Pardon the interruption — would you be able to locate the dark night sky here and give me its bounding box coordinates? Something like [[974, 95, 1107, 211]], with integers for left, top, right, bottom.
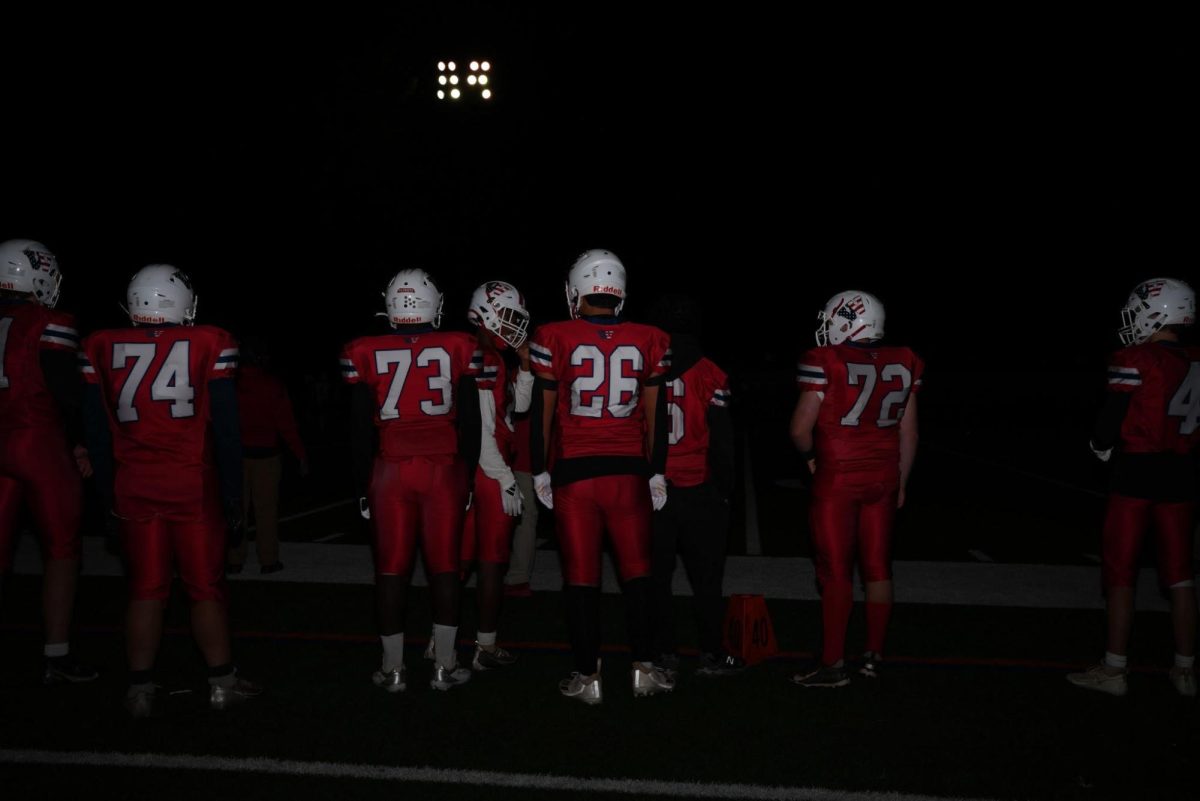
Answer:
[[2, 6, 1194, 383]]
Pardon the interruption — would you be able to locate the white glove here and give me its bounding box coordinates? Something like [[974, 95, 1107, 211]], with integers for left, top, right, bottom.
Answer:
[[649, 473, 668, 511], [1089, 440, 1112, 463], [533, 471, 554, 509], [359, 497, 371, 520], [501, 478, 524, 517]]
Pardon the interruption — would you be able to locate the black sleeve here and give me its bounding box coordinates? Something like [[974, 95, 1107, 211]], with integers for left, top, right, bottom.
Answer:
[[706, 404, 735, 500], [351, 382, 378, 498], [40, 349, 84, 445], [1093, 392, 1132, 452], [83, 384, 114, 513], [649, 384, 669, 475], [457, 375, 481, 475], [209, 378, 243, 513], [530, 376, 556, 475]]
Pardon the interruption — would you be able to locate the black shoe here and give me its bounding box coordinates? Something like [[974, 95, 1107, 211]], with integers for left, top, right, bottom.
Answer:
[[858, 651, 882, 679], [43, 655, 99, 685], [125, 684, 165, 719], [697, 652, 746, 677], [210, 674, 265, 710], [654, 653, 680, 681], [259, 562, 284, 575], [791, 663, 850, 688]]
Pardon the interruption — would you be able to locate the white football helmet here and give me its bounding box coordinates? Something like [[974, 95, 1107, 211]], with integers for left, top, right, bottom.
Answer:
[[127, 264, 197, 325], [565, 249, 626, 319], [0, 239, 62, 308], [816, 290, 885, 346], [1118, 277, 1195, 346], [468, 280, 530, 348], [384, 269, 443, 328]]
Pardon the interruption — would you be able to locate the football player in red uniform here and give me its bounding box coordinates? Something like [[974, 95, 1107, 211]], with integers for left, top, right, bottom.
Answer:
[[81, 265, 259, 717], [529, 249, 675, 703], [648, 295, 742, 678], [342, 269, 481, 692], [457, 281, 533, 671], [790, 290, 922, 687], [1069, 277, 1198, 697], [0, 239, 97, 684]]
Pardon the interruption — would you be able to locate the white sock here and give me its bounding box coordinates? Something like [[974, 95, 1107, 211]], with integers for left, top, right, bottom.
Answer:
[[477, 631, 497, 649], [44, 643, 69, 659], [1175, 653, 1195, 670], [1104, 651, 1127, 670], [433, 624, 458, 670], [380, 633, 405, 671]]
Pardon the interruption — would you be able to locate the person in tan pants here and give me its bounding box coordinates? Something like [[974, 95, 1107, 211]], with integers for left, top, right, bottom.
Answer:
[[228, 339, 307, 574]]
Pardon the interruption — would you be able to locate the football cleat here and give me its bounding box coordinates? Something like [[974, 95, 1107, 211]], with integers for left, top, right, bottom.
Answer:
[[430, 664, 472, 691], [1169, 666, 1196, 698], [632, 662, 675, 697], [372, 666, 407, 693], [1066, 664, 1128, 697], [210, 675, 264, 710], [43, 655, 99, 685], [655, 653, 681, 681], [124, 684, 164, 719], [559, 672, 602, 705], [858, 651, 882, 679], [696, 652, 746, 678], [472, 643, 517, 671], [791, 664, 851, 688]]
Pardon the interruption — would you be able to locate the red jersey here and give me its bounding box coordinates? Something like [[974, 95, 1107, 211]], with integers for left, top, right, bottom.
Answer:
[[0, 300, 79, 433], [797, 342, 924, 472], [80, 325, 238, 516], [664, 357, 730, 487], [1108, 341, 1200, 454], [476, 350, 515, 460], [340, 330, 480, 459], [237, 365, 306, 460], [530, 318, 671, 460]]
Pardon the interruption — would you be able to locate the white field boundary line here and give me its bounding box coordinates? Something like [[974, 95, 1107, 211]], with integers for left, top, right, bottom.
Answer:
[[0, 748, 1000, 801]]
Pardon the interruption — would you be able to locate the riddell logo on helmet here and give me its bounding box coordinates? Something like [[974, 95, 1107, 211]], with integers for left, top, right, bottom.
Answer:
[[131, 312, 162, 323], [395, 287, 416, 294], [0, 280, 14, 290], [590, 285, 624, 296]]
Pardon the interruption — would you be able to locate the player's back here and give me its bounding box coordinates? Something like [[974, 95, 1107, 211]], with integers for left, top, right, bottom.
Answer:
[[531, 318, 670, 460], [341, 330, 480, 459], [665, 356, 729, 487], [799, 341, 923, 472], [81, 324, 237, 513], [1110, 341, 1200, 455], [0, 299, 79, 434]]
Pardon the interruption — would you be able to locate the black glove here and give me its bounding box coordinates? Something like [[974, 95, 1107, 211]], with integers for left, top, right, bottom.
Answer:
[[224, 500, 244, 549]]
